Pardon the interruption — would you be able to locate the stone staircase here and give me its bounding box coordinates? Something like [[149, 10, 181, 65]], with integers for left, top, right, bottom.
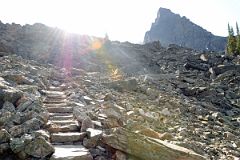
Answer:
[[44, 85, 93, 160]]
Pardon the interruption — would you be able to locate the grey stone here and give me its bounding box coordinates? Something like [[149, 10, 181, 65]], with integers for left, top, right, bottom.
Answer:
[[2, 101, 15, 112], [0, 143, 10, 154], [81, 117, 94, 132], [0, 129, 11, 143], [102, 127, 206, 160], [83, 128, 103, 148], [50, 145, 93, 160], [0, 88, 23, 104], [144, 8, 226, 51], [10, 133, 54, 159], [24, 136, 54, 158], [115, 150, 127, 160], [51, 132, 86, 143], [9, 118, 44, 137]]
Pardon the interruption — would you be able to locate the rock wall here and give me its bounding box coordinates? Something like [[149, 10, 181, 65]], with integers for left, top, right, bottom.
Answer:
[[144, 8, 227, 51]]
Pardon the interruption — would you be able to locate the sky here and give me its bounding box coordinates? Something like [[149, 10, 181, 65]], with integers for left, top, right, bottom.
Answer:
[[0, 0, 239, 43]]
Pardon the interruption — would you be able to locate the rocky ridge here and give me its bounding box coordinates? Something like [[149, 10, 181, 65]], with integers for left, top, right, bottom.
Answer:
[[144, 8, 227, 51]]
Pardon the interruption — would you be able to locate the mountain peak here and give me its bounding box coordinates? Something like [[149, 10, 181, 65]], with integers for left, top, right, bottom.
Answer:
[[145, 8, 226, 51]]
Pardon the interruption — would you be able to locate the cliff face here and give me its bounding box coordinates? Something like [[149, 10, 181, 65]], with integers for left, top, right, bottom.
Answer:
[[144, 8, 227, 51]]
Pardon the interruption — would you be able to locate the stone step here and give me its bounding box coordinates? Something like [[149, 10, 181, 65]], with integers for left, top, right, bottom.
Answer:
[[50, 145, 93, 160], [48, 124, 79, 133], [44, 103, 68, 108], [49, 86, 63, 91], [50, 120, 77, 126], [47, 107, 73, 113], [49, 113, 74, 117], [51, 132, 86, 143], [44, 99, 67, 104], [50, 115, 74, 121], [45, 91, 64, 96], [46, 94, 67, 99]]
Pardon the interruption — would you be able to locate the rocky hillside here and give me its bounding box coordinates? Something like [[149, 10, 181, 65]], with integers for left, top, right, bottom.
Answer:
[[144, 8, 227, 51], [1, 40, 240, 160], [0, 21, 240, 160], [0, 21, 104, 70]]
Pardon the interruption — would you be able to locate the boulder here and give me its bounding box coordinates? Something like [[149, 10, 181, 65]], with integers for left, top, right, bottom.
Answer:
[[0, 111, 14, 127], [2, 101, 16, 112], [81, 116, 94, 132], [24, 136, 54, 158], [0, 143, 10, 154], [102, 117, 122, 129], [32, 130, 50, 141], [10, 134, 33, 157], [3, 74, 34, 85], [107, 78, 138, 91], [115, 150, 127, 160], [9, 118, 44, 137], [10, 134, 54, 159], [210, 65, 240, 76], [102, 127, 206, 160], [83, 128, 103, 148], [0, 129, 11, 143], [0, 88, 23, 105], [184, 62, 209, 71], [100, 102, 125, 120], [73, 106, 88, 122], [145, 88, 159, 99]]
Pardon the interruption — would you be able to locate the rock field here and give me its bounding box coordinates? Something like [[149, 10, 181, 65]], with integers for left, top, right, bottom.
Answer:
[[0, 39, 240, 160]]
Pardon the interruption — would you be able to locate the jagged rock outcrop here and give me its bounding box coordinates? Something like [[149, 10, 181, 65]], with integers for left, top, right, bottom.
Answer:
[[144, 8, 227, 51]]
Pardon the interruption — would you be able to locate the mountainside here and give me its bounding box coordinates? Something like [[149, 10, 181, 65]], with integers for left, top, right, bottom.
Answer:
[[0, 21, 240, 160], [0, 21, 108, 71], [144, 8, 227, 51]]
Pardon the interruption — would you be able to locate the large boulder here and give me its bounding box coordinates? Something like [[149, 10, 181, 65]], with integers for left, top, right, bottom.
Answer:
[[81, 116, 94, 132], [3, 74, 34, 85], [10, 133, 54, 159], [0, 129, 11, 143], [83, 128, 103, 148], [2, 101, 16, 112], [210, 65, 240, 76], [24, 136, 54, 158], [9, 118, 44, 137], [107, 78, 138, 91], [0, 88, 23, 106], [102, 127, 206, 160]]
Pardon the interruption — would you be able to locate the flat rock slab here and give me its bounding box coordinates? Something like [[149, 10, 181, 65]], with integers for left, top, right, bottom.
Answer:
[[102, 127, 206, 160], [51, 132, 86, 143], [48, 124, 79, 133], [50, 145, 93, 160], [49, 113, 74, 116], [51, 120, 77, 126], [46, 94, 66, 98], [50, 115, 74, 121], [47, 106, 73, 113], [45, 103, 68, 108], [44, 99, 67, 104], [49, 86, 63, 91]]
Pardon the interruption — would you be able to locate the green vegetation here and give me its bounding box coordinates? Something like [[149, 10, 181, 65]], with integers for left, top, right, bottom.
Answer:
[[236, 22, 240, 55], [227, 22, 240, 55]]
